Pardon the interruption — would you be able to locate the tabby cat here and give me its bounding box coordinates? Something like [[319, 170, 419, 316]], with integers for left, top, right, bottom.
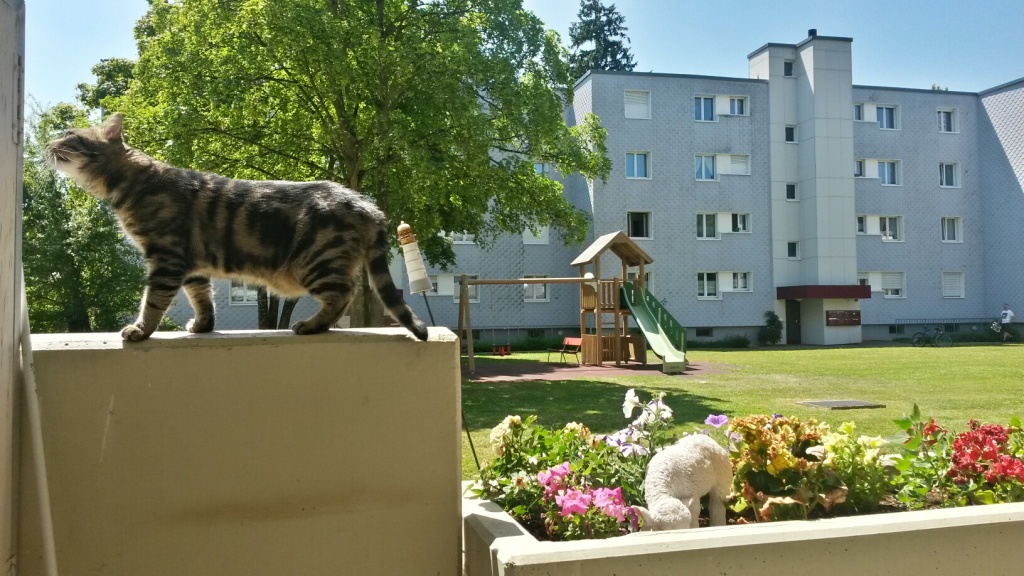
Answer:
[[45, 113, 429, 342]]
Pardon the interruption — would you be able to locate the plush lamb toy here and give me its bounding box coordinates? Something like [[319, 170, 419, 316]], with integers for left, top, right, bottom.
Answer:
[[633, 433, 732, 530]]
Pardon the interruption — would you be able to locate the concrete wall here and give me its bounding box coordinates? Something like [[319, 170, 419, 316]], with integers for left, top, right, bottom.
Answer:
[[19, 328, 461, 576], [464, 495, 1024, 576]]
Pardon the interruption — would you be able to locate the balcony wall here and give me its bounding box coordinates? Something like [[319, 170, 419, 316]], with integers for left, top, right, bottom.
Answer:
[[19, 328, 461, 576]]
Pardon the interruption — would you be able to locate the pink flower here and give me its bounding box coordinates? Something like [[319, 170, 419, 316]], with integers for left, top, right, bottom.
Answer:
[[555, 489, 592, 517], [590, 487, 627, 521]]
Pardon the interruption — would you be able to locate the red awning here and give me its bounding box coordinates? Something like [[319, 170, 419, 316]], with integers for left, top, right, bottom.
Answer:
[[776, 285, 871, 300]]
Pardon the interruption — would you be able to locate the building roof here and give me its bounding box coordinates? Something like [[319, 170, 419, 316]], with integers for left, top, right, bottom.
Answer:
[[570, 231, 653, 268]]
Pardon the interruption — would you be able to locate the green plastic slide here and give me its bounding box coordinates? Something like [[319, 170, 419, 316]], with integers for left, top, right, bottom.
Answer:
[[620, 282, 686, 374]]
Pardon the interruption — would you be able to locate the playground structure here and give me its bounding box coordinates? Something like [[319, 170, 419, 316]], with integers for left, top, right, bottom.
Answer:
[[458, 231, 687, 374]]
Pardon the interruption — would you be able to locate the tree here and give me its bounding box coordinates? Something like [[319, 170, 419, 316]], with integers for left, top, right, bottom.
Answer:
[[757, 310, 784, 346], [21, 103, 147, 333], [75, 57, 136, 114], [931, 83, 949, 91], [110, 0, 610, 327], [567, 0, 636, 81]]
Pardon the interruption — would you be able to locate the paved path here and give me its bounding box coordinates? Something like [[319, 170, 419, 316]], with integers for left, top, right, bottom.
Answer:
[[463, 359, 735, 382]]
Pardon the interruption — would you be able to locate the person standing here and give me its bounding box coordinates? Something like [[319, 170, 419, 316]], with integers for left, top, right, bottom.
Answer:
[[1000, 304, 1015, 341]]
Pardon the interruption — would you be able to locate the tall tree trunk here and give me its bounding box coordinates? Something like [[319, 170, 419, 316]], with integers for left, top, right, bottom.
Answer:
[[349, 271, 384, 328]]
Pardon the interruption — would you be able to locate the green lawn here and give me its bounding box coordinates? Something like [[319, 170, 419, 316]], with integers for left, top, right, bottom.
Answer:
[[460, 343, 1024, 478]]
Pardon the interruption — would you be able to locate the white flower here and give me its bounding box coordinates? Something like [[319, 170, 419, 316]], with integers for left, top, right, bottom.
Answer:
[[623, 389, 642, 418]]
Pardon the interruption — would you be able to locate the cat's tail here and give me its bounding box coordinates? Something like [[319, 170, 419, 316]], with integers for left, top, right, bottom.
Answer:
[[366, 228, 430, 341]]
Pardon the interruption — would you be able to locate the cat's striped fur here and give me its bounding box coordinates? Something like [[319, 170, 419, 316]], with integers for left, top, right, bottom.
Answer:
[[45, 113, 429, 342]]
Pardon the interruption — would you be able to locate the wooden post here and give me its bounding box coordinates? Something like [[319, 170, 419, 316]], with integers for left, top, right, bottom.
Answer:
[[594, 260, 602, 366], [460, 275, 475, 373], [1, 2, 25, 570], [613, 277, 622, 365]]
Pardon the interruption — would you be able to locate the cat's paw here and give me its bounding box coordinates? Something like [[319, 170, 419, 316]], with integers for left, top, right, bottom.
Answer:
[[186, 317, 214, 333], [121, 324, 149, 342], [291, 320, 328, 335]]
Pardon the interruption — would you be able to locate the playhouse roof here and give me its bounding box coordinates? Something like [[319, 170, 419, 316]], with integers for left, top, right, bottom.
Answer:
[[570, 231, 653, 268]]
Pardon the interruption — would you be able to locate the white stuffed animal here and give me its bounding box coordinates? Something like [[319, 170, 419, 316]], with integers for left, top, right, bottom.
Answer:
[[633, 434, 732, 530]]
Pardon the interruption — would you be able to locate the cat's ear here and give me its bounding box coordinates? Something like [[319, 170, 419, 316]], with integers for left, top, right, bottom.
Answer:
[[102, 113, 124, 142]]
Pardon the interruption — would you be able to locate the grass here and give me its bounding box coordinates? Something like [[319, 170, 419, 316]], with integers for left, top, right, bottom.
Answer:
[[460, 343, 1024, 479]]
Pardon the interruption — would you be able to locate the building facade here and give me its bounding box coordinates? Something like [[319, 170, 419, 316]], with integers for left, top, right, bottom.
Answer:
[[171, 32, 1024, 346]]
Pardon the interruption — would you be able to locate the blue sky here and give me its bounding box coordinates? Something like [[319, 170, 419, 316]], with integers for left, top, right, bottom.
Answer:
[[25, 0, 1024, 109]]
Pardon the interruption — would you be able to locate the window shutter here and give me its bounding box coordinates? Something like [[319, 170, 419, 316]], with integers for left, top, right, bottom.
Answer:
[[624, 91, 650, 119], [942, 272, 963, 298], [730, 155, 750, 175], [881, 273, 903, 290]]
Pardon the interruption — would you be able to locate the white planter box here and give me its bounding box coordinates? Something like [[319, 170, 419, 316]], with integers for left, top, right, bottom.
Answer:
[[464, 492, 1024, 576]]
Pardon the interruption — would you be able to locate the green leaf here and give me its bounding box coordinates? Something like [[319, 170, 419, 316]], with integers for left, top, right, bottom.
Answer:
[[893, 418, 914, 431], [973, 490, 996, 505], [1011, 416, 1021, 429], [911, 404, 921, 422]]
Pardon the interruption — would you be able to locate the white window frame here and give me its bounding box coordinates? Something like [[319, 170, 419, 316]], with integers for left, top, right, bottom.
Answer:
[[939, 162, 960, 188], [627, 211, 651, 239], [450, 231, 476, 244], [787, 241, 800, 260], [229, 279, 260, 306], [533, 162, 546, 175], [695, 154, 716, 181], [785, 125, 797, 143], [785, 183, 798, 201], [728, 96, 748, 116], [942, 271, 964, 299], [878, 160, 900, 185], [454, 274, 480, 303], [731, 272, 751, 292], [624, 90, 651, 120], [696, 213, 718, 239], [880, 216, 902, 241], [876, 105, 899, 130], [724, 154, 751, 176], [856, 215, 866, 234], [854, 159, 865, 178], [937, 107, 959, 133], [783, 60, 794, 77], [697, 272, 720, 299], [428, 274, 456, 297], [523, 274, 549, 302], [854, 103, 864, 121], [941, 217, 962, 243], [694, 95, 715, 122], [881, 272, 905, 298], [625, 151, 651, 179], [731, 213, 751, 233]]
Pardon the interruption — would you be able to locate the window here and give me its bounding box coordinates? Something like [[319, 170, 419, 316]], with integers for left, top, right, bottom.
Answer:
[[783, 60, 794, 77], [523, 275, 549, 302], [697, 272, 719, 299], [694, 96, 715, 121], [880, 216, 901, 241], [533, 162, 546, 175], [937, 108, 958, 133], [731, 213, 750, 232], [854, 160, 865, 178], [857, 273, 870, 286], [941, 217, 961, 242], [627, 212, 650, 239], [854, 103, 863, 121], [624, 90, 651, 119], [729, 97, 747, 116], [696, 213, 717, 239], [878, 160, 899, 185], [889, 325, 905, 335], [856, 215, 866, 234], [785, 125, 796, 143], [695, 327, 713, 338], [522, 226, 549, 245], [695, 155, 716, 180], [229, 279, 259, 305], [942, 272, 964, 298], [939, 163, 959, 187], [450, 231, 476, 243], [625, 152, 650, 179], [786, 183, 798, 200], [876, 105, 898, 129], [626, 270, 652, 288], [881, 272, 904, 298], [428, 275, 455, 297], [732, 272, 751, 291], [455, 274, 480, 303], [726, 154, 751, 176], [787, 241, 799, 259]]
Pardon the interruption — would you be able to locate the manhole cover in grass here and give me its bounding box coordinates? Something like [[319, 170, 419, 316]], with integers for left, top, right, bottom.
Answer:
[[797, 400, 886, 410]]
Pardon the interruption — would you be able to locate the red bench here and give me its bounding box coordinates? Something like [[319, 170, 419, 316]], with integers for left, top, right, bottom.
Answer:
[[547, 337, 582, 365]]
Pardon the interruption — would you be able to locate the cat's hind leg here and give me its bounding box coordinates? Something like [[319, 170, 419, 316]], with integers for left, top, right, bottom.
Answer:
[[182, 275, 215, 333], [292, 273, 355, 335]]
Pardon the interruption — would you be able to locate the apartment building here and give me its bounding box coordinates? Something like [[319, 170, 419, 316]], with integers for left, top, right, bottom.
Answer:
[[169, 32, 1024, 346]]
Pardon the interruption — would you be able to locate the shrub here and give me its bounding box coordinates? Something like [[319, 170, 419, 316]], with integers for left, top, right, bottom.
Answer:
[[757, 310, 784, 345], [687, 335, 750, 349]]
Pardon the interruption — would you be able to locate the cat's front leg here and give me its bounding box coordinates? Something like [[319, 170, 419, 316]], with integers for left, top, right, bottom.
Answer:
[[182, 275, 215, 333], [122, 271, 184, 342]]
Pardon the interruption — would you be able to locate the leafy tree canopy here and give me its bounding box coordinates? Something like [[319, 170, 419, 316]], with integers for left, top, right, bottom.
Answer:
[[75, 57, 136, 114], [108, 0, 611, 271], [22, 103, 147, 333], [567, 0, 636, 81]]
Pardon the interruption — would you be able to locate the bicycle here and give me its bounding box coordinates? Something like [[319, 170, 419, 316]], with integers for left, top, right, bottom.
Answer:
[[911, 325, 952, 347]]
